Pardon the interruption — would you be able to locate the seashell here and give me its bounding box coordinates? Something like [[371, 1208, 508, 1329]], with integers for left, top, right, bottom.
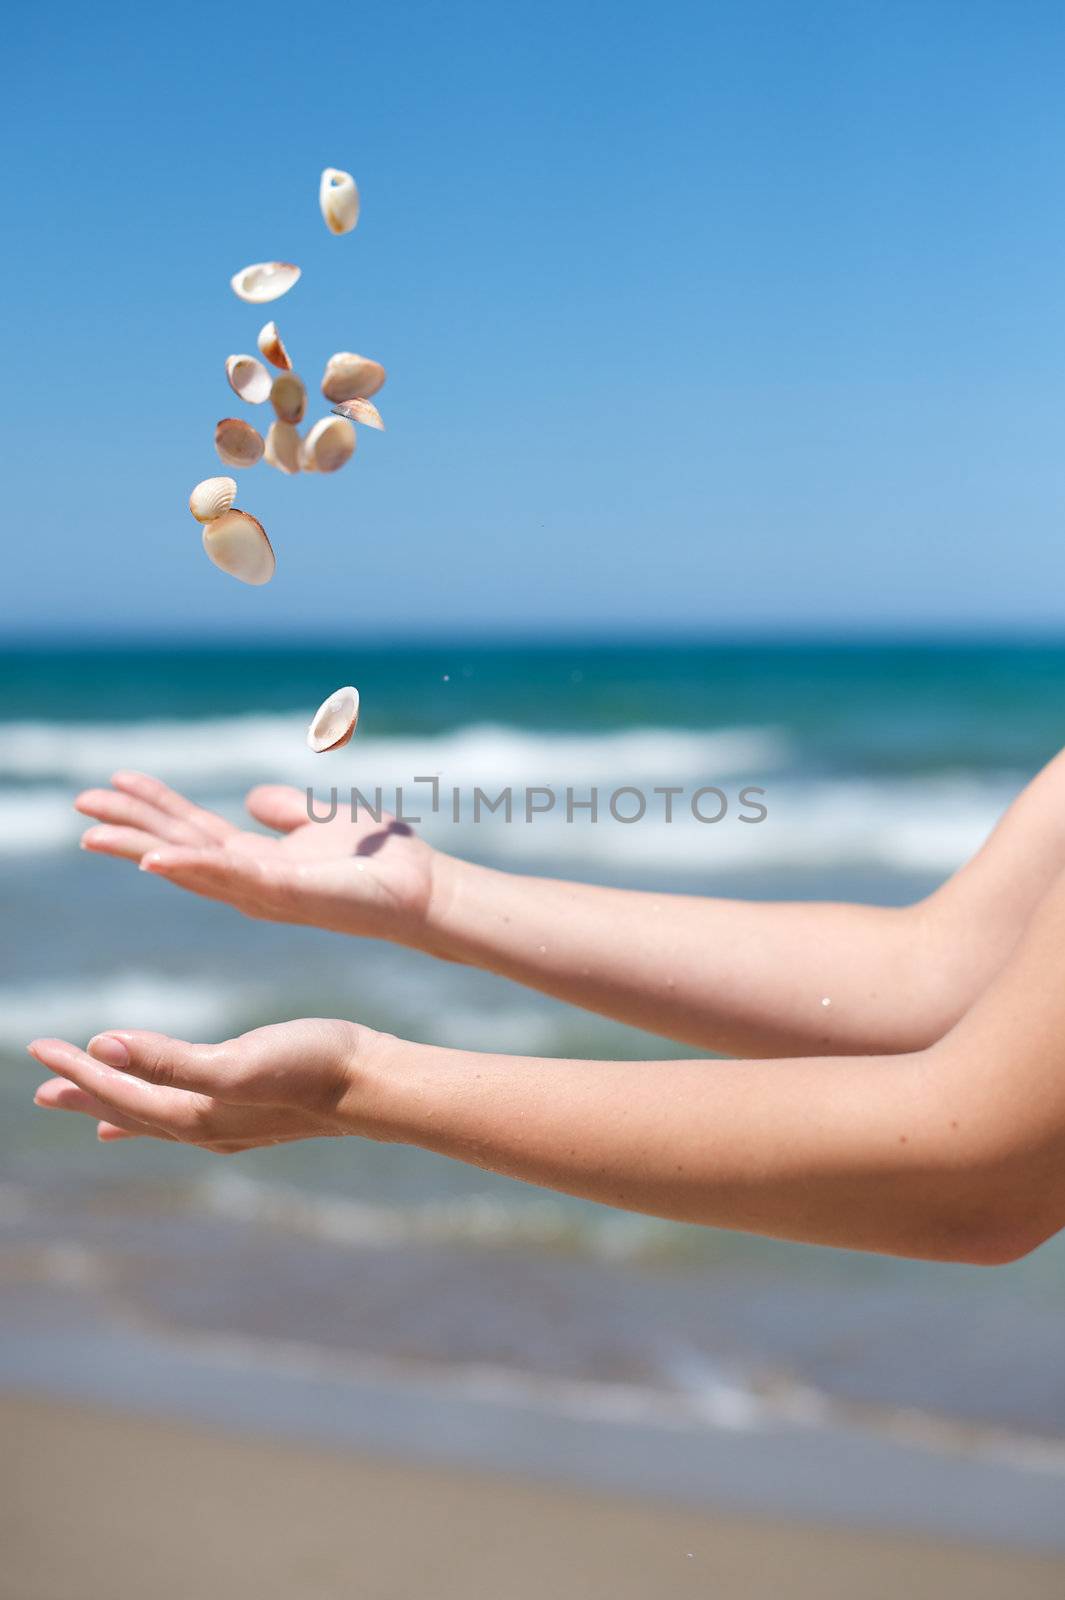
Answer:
[[303, 416, 356, 473], [307, 685, 360, 752], [264, 420, 301, 475], [319, 169, 360, 236], [299, 432, 318, 473], [257, 320, 292, 371], [230, 262, 301, 304], [331, 397, 385, 430], [271, 372, 307, 425], [225, 354, 271, 405], [188, 476, 237, 523], [202, 510, 275, 586], [321, 352, 386, 404], [214, 417, 265, 468]]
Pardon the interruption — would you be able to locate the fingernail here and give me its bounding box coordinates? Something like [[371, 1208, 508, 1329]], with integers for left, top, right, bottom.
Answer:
[[140, 853, 164, 873], [88, 1034, 129, 1069]]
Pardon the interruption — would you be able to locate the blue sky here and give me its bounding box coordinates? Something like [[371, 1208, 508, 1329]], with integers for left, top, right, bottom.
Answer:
[[5, 0, 1065, 638]]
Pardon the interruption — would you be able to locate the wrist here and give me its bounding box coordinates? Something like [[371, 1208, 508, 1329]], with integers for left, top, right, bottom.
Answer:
[[333, 1022, 421, 1142], [411, 851, 502, 966]]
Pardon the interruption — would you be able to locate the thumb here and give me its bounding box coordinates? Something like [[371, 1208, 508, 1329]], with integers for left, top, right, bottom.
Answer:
[[245, 784, 309, 834]]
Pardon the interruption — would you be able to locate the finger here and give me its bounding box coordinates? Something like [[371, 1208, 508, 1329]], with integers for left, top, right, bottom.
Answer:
[[245, 784, 309, 834], [84, 1030, 312, 1115], [95, 1123, 293, 1151], [80, 824, 169, 863], [110, 771, 236, 844], [139, 847, 285, 916], [27, 1038, 210, 1138], [84, 1030, 232, 1095], [74, 788, 209, 847], [95, 1126, 246, 1153], [89, 1028, 348, 1135], [34, 1077, 177, 1139]]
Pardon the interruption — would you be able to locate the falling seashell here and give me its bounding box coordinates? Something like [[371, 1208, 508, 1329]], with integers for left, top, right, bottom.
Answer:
[[202, 510, 275, 586], [257, 320, 292, 371], [264, 420, 301, 475], [225, 354, 272, 405], [307, 685, 360, 752], [214, 417, 265, 468], [319, 169, 360, 236], [188, 476, 237, 523], [230, 262, 301, 304], [303, 416, 356, 473], [331, 397, 385, 430], [271, 372, 307, 425], [321, 352, 386, 404], [299, 432, 318, 473]]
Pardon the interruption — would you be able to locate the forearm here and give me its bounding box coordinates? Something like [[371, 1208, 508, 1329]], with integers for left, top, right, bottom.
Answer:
[[414, 748, 1065, 1057], [351, 1032, 1011, 1262], [420, 857, 960, 1056]]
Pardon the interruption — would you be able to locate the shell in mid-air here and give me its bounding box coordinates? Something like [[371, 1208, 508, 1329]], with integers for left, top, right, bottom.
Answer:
[[319, 168, 359, 236], [230, 261, 301, 304], [307, 685, 360, 751], [202, 510, 275, 585]]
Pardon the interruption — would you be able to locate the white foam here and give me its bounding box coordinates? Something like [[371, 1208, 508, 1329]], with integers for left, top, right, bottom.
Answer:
[[448, 771, 1018, 877], [193, 1171, 683, 1260], [0, 971, 268, 1049], [0, 714, 1022, 878], [0, 715, 788, 790], [0, 787, 82, 855]]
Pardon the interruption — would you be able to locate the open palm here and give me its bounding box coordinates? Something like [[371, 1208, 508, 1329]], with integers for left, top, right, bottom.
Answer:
[[75, 770, 439, 940]]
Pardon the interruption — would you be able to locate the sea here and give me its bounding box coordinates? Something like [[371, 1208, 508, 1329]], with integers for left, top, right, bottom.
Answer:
[[2, 637, 1064, 1544]]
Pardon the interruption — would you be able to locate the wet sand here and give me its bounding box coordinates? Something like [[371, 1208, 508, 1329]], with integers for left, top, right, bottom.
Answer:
[[4, 1392, 1065, 1600]]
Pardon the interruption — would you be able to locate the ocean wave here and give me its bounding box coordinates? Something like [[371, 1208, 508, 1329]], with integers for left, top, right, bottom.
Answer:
[[455, 771, 1020, 877], [0, 787, 82, 855], [0, 767, 1020, 877], [0, 715, 787, 789], [191, 1170, 675, 1262], [17, 1166, 1060, 1472], [0, 972, 270, 1050]]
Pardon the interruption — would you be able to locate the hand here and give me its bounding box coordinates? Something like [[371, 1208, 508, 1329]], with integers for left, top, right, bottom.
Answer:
[[28, 1018, 385, 1153], [75, 771, 445, 944]]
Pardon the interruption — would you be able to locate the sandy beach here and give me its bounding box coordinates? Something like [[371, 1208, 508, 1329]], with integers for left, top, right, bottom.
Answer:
[[4, 1392, 1064, 1600]]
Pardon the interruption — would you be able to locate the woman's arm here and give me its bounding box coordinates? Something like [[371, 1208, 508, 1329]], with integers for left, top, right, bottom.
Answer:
[[73, 746, 1065, 1057], [28, 857, 1065, 1264], [423, 742, 1065, 1056]]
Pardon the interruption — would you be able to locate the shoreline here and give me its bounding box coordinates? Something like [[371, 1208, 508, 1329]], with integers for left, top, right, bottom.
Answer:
[[6, 1392, 1065, 1600]]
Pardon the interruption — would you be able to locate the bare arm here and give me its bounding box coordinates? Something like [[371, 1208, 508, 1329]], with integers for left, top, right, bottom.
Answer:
[[422, 745, 1065, 1056], [74, 748, 1065, 1057], [28, 856, 1065, 1264]]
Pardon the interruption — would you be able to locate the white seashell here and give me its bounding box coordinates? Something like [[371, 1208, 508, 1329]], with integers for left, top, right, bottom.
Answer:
[[321, 352, 386, 404], [230, 262, 301, 304], [202, 510, 275, 586], [188, 476, 237, 523], [307, 685, 360, 751], [271, 372, 307, 425], [214, 417, 265, 468], [331, 397, 385, 430], [264, 420, 301, 475], [319, 169, 360, 236], [257, 320, 292, 371], [225, 354, 271, 405], [303, 416, 356, 473]]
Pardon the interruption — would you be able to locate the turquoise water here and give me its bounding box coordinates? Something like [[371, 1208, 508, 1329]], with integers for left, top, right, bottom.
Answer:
[[5, 638, 1065, 766], [2, 638, 1064, 1464]]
